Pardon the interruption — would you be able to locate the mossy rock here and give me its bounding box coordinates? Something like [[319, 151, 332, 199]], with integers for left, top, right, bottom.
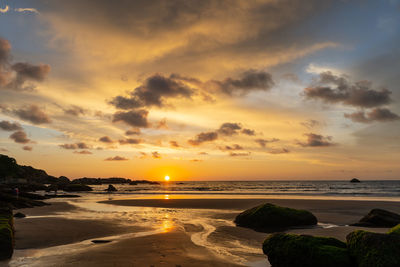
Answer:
[[388, 224, 400, 235], [63, 184, 93, 192], [235, 203, 317, 231], [352, 208, 400, 227], [263, 233, 352, 267], [347, 230, 400, 267], [0, 208, 14, 260]]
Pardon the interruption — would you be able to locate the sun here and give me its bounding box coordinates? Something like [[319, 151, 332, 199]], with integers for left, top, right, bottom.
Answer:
[[164, 175, 170, 181]]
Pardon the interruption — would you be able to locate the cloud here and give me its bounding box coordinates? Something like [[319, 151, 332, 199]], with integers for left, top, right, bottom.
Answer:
[[344, 108, 400, 123], [9, 130, 31, 144], [99, 136, 114, 143], [22, 146, 33, 151], [188, 131, 218, 146], [0, 148, 9, 152], [14, 8, 40, 14], [219, 144, 243, 151], [217, 122, 242, 136], [0, 5, 8, 13], [125, 128, 141, 135], [105, 156, 128, 161], [241, 128, 255, 136], [169, 140, 180, 148], [0, 120, 22, 131], [14, 105, 51, 124], [300, 119, 320, 129], [269, 148, 290, 154], [73, 150, 92, 154], [152, 151, 161, 159], [59, 142, 90, 149], [112, 110, 149, 128], [156, 118, 168, 129], [110, 74, 194, 109], [297, 133, 334, 147], [0, 38, 50, 91], [255, 138, 279, 148], [64, 105, 86, 116], [304, 72, 392, 108], [229, 152, 251, 157], [207, 70, 274, 95], [119, 138, 141, 145]]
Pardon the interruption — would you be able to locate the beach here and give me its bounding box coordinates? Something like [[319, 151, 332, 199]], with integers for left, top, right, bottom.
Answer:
[[3, 195, 399, 267]]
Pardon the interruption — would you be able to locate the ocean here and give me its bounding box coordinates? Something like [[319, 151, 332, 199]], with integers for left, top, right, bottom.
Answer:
[[83, 180, 400, 201]]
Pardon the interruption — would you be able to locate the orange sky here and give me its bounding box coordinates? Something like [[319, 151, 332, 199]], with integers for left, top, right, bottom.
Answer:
[[0, 0, 399, 181]]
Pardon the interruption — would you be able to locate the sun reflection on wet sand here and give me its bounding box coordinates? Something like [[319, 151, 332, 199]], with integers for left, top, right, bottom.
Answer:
[[161, 214, 173, 232]]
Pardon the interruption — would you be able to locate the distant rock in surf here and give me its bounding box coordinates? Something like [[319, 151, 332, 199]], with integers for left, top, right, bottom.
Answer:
[[63, 183, 93, 192], [263, 233, 352, 267], [234, 203, 317, 232], [352, 208, 400, 227], [91, 240, 112, 244], [13, 212, 25, 218], [350, 178, 361, 183], [105, 184, 117, 192]]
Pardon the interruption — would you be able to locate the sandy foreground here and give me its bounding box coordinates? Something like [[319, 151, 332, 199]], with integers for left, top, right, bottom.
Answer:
[[2, 197, 399, 267]]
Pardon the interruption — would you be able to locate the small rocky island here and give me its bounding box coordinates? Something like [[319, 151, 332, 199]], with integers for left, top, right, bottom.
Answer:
[[350, 178, 361, 183]]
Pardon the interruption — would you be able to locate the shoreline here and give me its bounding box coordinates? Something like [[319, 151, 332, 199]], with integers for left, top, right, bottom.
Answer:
[[6, 197, 400, 266]]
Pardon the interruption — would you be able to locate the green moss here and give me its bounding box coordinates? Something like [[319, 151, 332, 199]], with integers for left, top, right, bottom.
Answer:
[[388, 224, 400, 235], [347, 230, 400, 267], [263, 233, 352, 267], [0, 211, 14, 260], [235, 203, 317, 231]]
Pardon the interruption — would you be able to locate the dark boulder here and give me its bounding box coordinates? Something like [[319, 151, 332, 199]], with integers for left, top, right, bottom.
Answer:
[[0, 192, 48, 209], [63, 184, 92, 192], [0, 207, 14, 260], [263, 233, 352, 267], [351, 208, 400, 227], [105, 184, 117, 192], [388, 224, 400, 235], [234, 203, 317, 231], [91, 239, 112, 244], [13, 212, 25, 218], [347, 230, 400, 267], [350, 178, 361, 183]]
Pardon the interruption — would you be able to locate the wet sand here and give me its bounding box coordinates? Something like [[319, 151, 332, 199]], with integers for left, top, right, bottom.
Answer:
[[101, 198, 400, 226], [5, 197, 400, 267]]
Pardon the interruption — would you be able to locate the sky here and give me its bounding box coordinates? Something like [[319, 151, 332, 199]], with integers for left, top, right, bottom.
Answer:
[[0, 0, 399, 181]]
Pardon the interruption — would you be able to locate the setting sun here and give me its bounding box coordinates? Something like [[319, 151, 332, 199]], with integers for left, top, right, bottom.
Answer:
[[164, 175, 170, 181]]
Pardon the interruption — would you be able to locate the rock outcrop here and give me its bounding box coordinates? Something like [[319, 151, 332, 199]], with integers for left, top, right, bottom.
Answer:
[[347, 230, 400, 267], [263, 233, 352, 267], [63, 184, 93, 192], [0, 207, 14, 260], [350, 178, 361, 183], [234, 203, 317, 231], [105, 184, 117, 192], [388, 224, 400, 235], [352, 208, 400, 227]]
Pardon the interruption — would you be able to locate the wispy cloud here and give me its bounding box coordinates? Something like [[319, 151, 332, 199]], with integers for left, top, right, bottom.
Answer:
[[14, 8, 40, 14]]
